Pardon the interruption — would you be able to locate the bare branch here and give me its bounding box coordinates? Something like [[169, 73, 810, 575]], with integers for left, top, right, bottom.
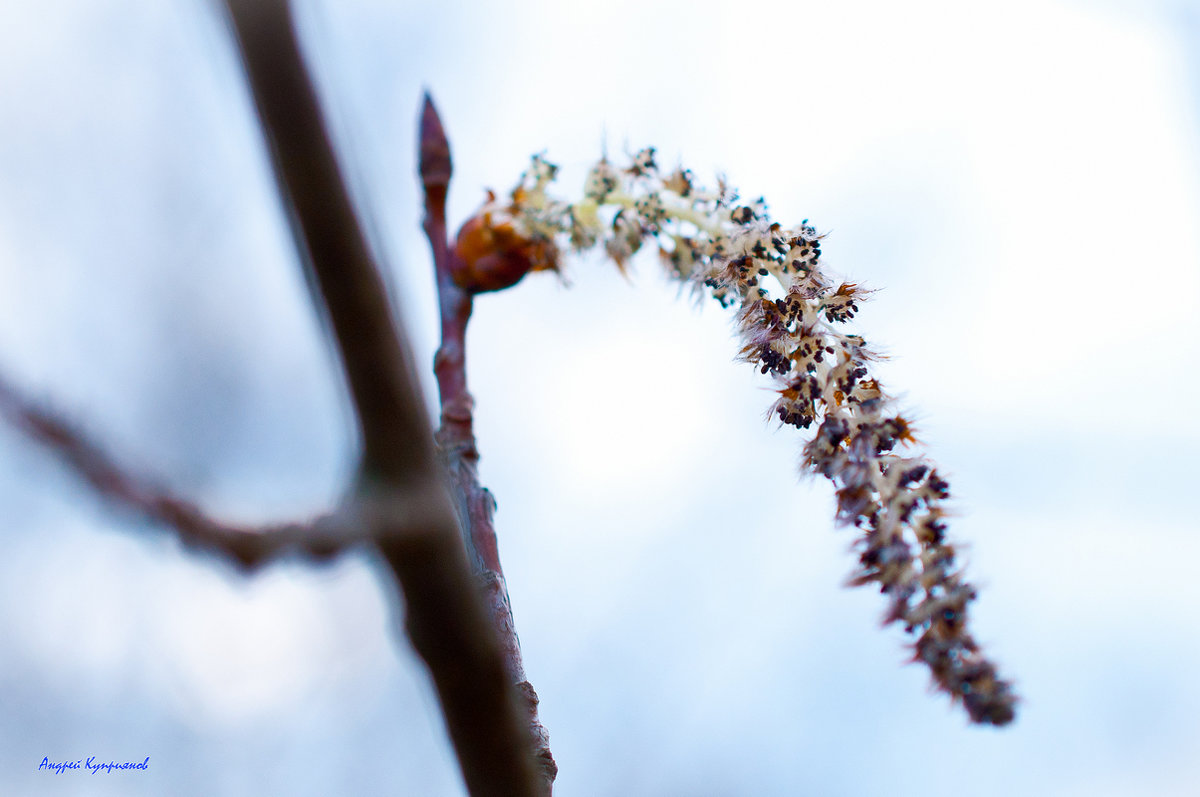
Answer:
[[421, 93, 558, 793], [219, 1, 541, 794], [0, 375, 368, 568], [0, 375, 459, 570]]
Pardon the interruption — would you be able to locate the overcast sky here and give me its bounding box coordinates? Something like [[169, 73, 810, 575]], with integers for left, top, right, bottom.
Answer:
[[2, 1, 1198, 795]]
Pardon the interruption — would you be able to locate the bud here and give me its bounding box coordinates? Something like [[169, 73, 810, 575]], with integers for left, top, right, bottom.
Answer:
[[452, 192, 559, 293]]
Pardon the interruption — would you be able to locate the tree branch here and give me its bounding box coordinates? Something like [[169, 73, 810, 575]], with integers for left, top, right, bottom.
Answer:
[[217, 2, 542, 795], [0, 375, 378, 569], [0, 373, 485, 573], [420, 93, 558, 794]]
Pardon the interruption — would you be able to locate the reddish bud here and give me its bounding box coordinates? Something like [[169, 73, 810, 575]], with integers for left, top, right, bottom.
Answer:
[[452, 197, 558, 293]]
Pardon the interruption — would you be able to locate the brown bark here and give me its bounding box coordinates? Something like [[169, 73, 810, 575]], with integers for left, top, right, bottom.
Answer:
[[217, 2, 542, 794], [420, 94, 558, 794]]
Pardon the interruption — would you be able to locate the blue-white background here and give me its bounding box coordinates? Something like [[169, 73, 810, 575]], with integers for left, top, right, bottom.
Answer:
[[1, 1, 1198, 794]]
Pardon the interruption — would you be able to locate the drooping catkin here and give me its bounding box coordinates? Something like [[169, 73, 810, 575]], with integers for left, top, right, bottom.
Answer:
[[457, 148, 1016, 725]]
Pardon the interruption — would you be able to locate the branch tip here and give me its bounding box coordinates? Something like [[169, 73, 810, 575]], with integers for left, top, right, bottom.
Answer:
[[420, 92, 452, 190]]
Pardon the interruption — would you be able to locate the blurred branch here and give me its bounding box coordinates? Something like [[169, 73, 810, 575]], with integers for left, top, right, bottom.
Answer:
[[217, 1, 540, 795], [421, 93, 558, 793], [0, 375, 387, 569]]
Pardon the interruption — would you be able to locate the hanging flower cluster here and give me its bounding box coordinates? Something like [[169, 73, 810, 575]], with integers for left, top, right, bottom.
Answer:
[[454, 149, 1017, 726]]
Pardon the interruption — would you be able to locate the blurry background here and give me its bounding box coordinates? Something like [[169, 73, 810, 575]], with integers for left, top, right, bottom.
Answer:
[[2, 0, 1198, 794]]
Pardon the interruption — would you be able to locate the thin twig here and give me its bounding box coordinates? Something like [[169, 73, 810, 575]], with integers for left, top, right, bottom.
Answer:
[[420, 92, 558, 794], [0, 375, 364, 569]]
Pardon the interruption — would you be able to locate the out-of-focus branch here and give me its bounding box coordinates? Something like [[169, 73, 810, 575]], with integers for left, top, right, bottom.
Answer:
[[219, 0, 426, 484], [0, 375, 392, 569], [218, 2, 541, 795], [421, 94, 558, 794]]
